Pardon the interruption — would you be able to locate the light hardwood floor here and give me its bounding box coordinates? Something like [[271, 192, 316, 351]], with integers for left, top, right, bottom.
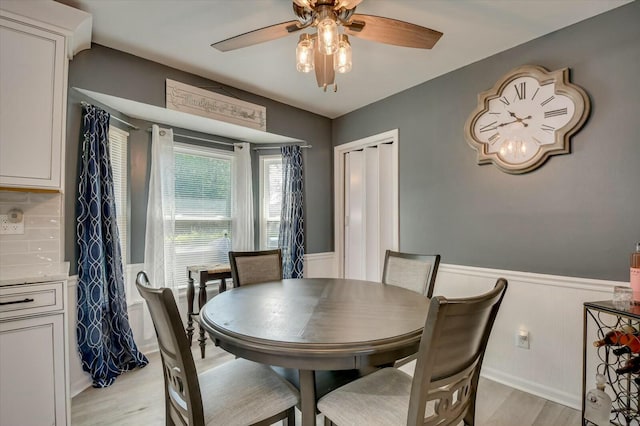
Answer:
[[71, 343, 581, 425]]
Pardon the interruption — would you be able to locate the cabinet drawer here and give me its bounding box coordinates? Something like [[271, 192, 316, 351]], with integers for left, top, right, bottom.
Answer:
[[0, 282, 64, 319]]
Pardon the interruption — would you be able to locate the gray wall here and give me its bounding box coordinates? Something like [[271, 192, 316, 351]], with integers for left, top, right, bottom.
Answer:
[[332, 1, 640, 282], [65, 45, 333, 273]]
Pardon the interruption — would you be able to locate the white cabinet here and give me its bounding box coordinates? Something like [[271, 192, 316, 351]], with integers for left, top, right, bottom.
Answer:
[[0, 281, 68, 426], [0, 15, 67, 191], [0, 2, 92, 192]]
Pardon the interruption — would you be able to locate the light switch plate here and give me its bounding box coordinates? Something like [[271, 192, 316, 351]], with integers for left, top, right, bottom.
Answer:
[[0, 214, 24, 234]]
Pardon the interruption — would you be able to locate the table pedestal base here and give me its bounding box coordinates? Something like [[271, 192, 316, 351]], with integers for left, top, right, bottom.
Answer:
[[272, 366, 377, 426]]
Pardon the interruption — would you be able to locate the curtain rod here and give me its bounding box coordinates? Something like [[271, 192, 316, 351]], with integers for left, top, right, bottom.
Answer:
[[80, 101, 140, 130], [164, 131, 235, 147], [253, 145, 311, 151], [144, 127, 310, 150]]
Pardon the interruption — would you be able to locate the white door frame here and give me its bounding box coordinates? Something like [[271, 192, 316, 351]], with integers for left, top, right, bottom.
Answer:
[[333, 129, 399, 278]]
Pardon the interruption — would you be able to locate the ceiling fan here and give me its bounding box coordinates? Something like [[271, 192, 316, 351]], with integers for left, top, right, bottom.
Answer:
[[211, 0, 443, 91]]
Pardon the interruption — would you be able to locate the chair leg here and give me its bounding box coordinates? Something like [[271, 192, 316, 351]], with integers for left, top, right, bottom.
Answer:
[[323, 416, 334, 426]]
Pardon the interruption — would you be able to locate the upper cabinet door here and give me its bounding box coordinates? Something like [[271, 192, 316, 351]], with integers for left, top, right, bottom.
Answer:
[[0, 17, 66, 191]]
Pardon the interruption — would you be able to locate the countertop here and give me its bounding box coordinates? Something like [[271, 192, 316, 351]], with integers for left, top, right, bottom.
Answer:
[[0, 262, 70, 286]]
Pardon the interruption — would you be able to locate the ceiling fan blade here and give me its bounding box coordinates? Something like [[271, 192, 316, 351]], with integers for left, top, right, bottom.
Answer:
[[344, 14, 443, 49], [314, 46, 335, 88], [212, 20, 302, 52]]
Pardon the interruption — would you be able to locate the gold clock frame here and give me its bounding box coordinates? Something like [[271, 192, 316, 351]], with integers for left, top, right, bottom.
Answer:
[[465, 65, 590, 174]]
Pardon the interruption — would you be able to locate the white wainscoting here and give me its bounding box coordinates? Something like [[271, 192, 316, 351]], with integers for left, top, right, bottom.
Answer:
[[433, 263, 624, 410], [304, 251, 339, 278], [69, 254, 617, 409]]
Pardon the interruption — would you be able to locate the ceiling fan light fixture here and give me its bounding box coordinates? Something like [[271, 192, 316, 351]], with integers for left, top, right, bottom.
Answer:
[[293, 0, 316, 10], [334, 34, 352, 74], [317, 8, 339, 55], [211, 1, 443, 91], [296, 33, 315, 73], [334, 0, 362, 11]]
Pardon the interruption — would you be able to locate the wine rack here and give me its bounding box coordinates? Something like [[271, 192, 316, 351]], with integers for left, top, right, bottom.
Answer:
[[583, 301, 640, 426]]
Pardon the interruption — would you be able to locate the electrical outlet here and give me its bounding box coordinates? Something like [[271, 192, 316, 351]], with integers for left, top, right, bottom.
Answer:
[[0, 214, 24, 235], [516, 329, 530, 349]]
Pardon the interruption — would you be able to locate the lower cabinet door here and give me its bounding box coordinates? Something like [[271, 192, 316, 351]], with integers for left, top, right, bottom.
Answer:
[[0, 314, 66, 426]]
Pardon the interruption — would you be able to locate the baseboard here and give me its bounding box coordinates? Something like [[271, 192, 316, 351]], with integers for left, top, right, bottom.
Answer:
[[70, 374, 92, 398], [481, 366, 581, 410]]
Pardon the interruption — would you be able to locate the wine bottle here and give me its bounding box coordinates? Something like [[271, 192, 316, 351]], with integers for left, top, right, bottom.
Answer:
[[612, 335, 640, 356], [632, 243, 640, 304], [593, 325, 636, 347], [616, 356, 640, 374], [584, 374, 612, 426]]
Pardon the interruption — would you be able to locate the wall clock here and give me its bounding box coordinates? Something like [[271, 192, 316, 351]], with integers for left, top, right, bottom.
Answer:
[[465, 65, 590, 174]]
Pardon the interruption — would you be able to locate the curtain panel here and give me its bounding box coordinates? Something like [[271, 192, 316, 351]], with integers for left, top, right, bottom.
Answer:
[[76, 104, 148, 387], [279, 145, 305, 278], [232, 142, 254, 251], [144, 125, 176, 290]]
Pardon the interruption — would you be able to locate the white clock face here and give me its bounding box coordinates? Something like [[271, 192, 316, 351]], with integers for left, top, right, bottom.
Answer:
[[472, 76, 575, 165]]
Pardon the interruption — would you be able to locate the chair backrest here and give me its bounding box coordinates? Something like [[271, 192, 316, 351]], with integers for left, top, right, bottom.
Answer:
[[382, 250, 441, 297], [229, 249, 283, 286], [135, 271, 204, 425], [407, 278, 508, 426]]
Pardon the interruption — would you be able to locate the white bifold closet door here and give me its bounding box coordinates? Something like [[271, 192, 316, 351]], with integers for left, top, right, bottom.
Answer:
[[344, 143, 395, 281]]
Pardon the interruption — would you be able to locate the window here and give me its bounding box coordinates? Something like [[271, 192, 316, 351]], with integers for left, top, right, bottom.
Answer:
[[259, 155, 282, 249], [108, 126, 129, 265], [173, 143, 233, 288]]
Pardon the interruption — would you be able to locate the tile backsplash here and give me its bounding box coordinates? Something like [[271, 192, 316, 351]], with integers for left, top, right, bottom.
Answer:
[[0, 191, 63, 270]]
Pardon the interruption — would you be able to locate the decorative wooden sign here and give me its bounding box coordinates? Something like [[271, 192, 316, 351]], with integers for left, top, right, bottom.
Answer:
[[166, 79, 266, 131]]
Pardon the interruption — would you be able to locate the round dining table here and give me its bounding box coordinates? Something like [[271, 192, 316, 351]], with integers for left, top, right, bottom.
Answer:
[[199, 277, 430, 426]]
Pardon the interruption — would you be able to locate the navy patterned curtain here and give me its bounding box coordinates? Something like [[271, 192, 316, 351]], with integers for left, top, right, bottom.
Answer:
[[76, 104, 148, 387], [279, 145, 305, 278]]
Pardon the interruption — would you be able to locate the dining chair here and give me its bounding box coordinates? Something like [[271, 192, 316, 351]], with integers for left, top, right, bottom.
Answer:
[[135, 271, 299, 426], [318, 278, 508, 426], [229, 249, 283, 287], [382, 250, 441, 298]]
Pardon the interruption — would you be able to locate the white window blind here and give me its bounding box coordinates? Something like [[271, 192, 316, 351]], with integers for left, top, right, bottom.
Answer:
[[259, 155, 282, 249], [174, 143, 233, 288], [108, 126, 129, 265]]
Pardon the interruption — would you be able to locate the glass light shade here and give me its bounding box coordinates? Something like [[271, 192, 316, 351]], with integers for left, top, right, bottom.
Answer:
[[335, 0, 363, 10], [296, 34, 314, 73], [293, 0, 315, 9], [334, 34, 352, 74], [317, 16, 338, 55]]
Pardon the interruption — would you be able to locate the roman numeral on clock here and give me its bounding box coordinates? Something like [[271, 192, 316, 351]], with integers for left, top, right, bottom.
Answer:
[[544, 108, 567, 118], [540, 95, 555, 107], [531, 87, 540, 101], [499, 97, 510, 106], [514, 82, 526, 100], [488, 133, 500, 144], [479, 121, 497, 132], [540, 124, 555, 133]]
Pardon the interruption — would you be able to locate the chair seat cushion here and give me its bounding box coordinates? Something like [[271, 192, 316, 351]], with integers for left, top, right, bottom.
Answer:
[[199, 358, 299, 425], [317, 367, 412, 426]]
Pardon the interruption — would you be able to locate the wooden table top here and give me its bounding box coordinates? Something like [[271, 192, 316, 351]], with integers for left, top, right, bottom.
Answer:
[[187, 263, 231, 274], [200, 277, 429, 367]]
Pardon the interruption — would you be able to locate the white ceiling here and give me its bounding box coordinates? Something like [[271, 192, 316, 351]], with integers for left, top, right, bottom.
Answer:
[[58, 0, 631, 119]]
